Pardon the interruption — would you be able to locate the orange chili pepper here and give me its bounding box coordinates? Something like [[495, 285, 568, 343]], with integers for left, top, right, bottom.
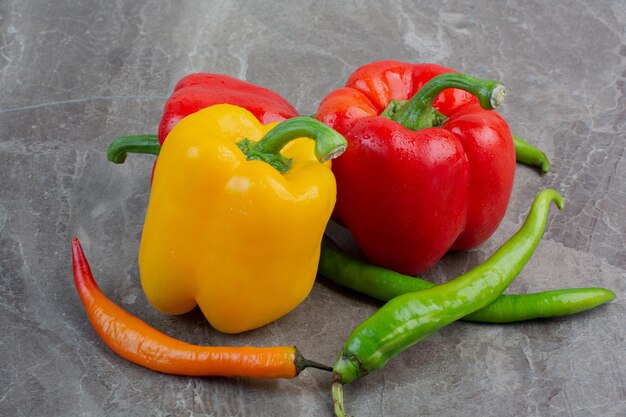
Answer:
[[71, 237, 330, 378]]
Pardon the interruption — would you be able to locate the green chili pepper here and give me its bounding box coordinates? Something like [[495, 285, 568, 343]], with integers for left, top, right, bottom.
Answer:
[[513, 135, 551, 173], [332, 189, 566, 417], [319, 237, 614, 323]]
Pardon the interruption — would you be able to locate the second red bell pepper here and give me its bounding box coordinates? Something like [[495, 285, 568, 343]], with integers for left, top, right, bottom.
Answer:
[[316, 61, 516, 274], [158, 73, 298, 144], [109, 73, 301, 178]]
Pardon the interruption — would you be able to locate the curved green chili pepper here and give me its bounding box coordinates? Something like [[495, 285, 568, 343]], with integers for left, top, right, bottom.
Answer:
[[319, 237, 614, 323], [513, 135, 550, 173], [332, 190, 564, 416]]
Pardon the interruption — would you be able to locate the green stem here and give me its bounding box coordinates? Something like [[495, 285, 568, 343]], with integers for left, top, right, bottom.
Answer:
[[513, 135, 551, 173], [294, 350, 333, 375], [107, 134, 161, 163], [391, 72, 506, 131], [332, 374, 349, 417], [236, 117, 347, 173], [379, 99, 406, 119]]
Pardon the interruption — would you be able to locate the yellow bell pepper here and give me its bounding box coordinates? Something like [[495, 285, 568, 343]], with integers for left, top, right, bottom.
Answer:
[[137, 104, 346, 333]]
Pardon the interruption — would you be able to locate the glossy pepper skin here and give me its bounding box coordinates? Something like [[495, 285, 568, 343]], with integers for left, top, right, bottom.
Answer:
[[140, 104, 344, 334], [158, 73, 298, 145], [316, 61, 516, 274]]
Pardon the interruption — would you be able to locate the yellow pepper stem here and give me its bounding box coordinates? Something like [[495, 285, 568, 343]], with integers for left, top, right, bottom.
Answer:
[[236, 117, 347, 173]]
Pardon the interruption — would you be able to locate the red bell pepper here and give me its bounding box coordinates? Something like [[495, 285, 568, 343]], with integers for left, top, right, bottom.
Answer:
[[316, 61, 516, 274], [158, 73, 298, 144], [108, 74, 300, 179]]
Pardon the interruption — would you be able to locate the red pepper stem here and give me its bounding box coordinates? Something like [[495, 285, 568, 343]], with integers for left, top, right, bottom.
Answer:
[[237, 117, 347, 173], [107, 134, 160, 163], [391, 73, 506, 131]]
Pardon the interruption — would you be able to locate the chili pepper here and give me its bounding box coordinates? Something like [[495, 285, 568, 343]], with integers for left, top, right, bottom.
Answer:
[[116, 104, 345, 334], [331, 189, 564, 416], [513, 135, 550, 173], [319, 235, 615, 323], [316, 61, 518, 274], [71, 237, 331, 378]]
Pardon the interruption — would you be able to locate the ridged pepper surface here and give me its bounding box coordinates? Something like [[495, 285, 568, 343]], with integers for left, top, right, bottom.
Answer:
[[140, 104, 346, 333], [316, 61, 516, 274]]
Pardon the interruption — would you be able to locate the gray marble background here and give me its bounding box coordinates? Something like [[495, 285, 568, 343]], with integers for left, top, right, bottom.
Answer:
[[1, 0, 625, 416]]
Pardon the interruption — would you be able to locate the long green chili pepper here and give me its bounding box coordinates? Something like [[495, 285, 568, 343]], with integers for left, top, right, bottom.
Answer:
[[319, 237, 614, 323], [332, 189, 564, 416]]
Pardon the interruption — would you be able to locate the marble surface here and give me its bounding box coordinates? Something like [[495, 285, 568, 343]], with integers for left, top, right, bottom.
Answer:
[[1, 1, 625, 416]]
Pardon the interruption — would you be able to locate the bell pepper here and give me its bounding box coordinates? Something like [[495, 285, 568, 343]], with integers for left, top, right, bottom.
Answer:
[[135, 104, 346, 334], [316, 61, 516, 274], [107, 74, 297, 181], [158, 73, 299, 144]]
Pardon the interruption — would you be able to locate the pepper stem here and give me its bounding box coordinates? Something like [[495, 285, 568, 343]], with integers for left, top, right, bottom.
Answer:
[[107, 134, 160, 163], [294, 350, 333, 375], [332, 374, 349, 417], [391, 72, 506, 131], [236, 117, 347, 173]]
